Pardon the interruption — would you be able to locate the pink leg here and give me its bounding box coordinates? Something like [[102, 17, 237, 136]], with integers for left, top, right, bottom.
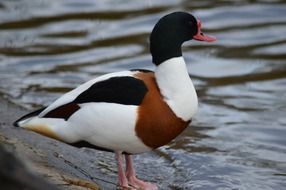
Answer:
[[125, 154, 158, 190], [115, 151, 129, 189]]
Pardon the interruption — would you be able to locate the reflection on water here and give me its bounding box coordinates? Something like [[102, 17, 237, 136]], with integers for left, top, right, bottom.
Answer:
[[1, 0, 286, 189]]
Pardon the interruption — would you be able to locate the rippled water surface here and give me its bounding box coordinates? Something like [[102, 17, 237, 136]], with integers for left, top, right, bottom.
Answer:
[[1, 0, 286, 189]]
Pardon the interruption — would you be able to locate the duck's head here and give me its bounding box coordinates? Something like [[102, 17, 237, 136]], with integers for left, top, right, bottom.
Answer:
[[150, 12, 216, 65]]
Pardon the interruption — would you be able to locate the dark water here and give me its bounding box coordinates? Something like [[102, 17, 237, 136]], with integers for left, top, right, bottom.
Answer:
[[1, 0, 286, 189]]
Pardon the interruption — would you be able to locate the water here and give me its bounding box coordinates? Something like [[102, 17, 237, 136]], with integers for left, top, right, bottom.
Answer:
[[1, 0, 286, 189]]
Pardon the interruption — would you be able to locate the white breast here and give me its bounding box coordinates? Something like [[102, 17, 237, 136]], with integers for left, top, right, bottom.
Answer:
[[155, 57, 198, 121]]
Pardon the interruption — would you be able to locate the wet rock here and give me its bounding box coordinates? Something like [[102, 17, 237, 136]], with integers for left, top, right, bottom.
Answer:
[[0, 98, 114, 189], [0, 144, 60, 190]]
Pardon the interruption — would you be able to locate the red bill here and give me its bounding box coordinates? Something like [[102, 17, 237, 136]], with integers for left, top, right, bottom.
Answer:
[[193, 20, 216, 42]]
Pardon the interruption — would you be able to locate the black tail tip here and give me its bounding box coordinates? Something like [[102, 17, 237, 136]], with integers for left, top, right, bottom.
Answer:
[[12, 107, 46, 128], [13, 121, 20, 127]]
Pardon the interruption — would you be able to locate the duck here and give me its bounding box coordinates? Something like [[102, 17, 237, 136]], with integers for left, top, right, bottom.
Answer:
[[14, 11, 216, 190]]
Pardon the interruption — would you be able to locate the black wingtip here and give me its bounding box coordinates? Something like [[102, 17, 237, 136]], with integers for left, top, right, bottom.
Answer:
[[13, 107, 47, 128], [13, 121, 20, 127]]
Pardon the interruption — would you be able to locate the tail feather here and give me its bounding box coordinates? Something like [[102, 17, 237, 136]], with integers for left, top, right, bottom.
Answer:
[[13, 107, 47, 127]]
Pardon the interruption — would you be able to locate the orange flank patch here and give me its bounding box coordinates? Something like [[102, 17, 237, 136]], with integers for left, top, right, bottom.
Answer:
[[24, 124, 62, 141], [134, 72, 190, 149]]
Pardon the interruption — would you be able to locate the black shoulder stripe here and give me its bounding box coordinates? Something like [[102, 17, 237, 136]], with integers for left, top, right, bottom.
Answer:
[[74, 76, 148, 105], [32, 76, 148, 121], [42, 102, 80, 121]]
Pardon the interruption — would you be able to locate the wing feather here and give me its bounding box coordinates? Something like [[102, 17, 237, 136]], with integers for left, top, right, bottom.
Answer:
[[40, 71, 149, 120]]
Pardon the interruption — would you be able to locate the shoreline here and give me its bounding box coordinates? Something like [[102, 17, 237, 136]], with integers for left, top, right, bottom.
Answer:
[[0, 97, 114, 190]]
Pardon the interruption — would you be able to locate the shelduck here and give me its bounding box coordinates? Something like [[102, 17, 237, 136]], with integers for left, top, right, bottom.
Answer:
[[14, 12, 216, 190]]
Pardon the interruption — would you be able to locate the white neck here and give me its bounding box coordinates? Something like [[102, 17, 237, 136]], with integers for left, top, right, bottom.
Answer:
[[154, 57, 198, 121]]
